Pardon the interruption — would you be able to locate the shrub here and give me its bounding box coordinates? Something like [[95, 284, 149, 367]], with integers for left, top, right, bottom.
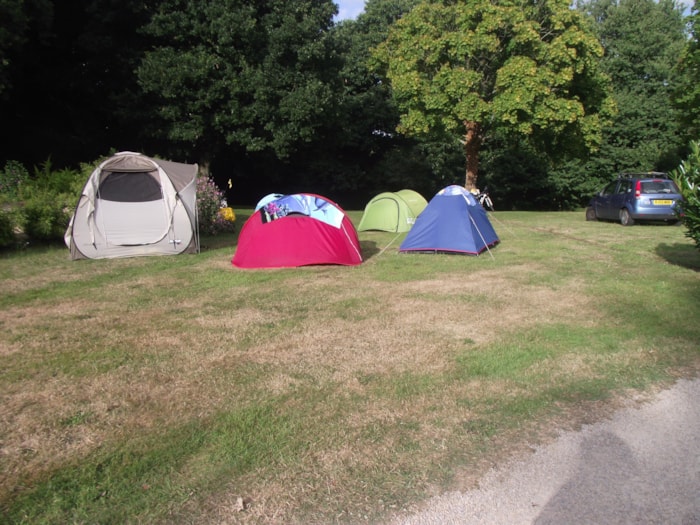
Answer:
[[0, 209, 16, 248], [196, 173, 235, 235], [20, 194, 72, 241], [0, 161, 30, 203], [0, 160, 30, 247], [29, 159, 86, 198], [12, 159, 83, 242], [670, 141, 700, 250]]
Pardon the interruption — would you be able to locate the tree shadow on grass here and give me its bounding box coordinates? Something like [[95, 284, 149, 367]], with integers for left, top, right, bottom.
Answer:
[[655, 243, 700, 272], [359, 240, 380, 260]]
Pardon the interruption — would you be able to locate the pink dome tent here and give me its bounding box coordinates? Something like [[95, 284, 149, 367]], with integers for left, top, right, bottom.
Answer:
[[232, 193, 363, 269]]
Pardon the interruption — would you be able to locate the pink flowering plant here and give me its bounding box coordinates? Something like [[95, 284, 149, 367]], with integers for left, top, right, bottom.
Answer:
[[196, 173, 235, 235]]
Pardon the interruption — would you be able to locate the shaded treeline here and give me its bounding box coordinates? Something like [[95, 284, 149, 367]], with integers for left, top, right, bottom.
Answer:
[[0, 0, 694, 209]]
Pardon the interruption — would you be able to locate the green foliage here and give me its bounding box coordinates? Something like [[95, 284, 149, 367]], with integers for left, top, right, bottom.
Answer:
[[11, 159, 83, 242], [28, 158, 85, 197], [670, 141, 700, 250], [0, 0, 693, 210], [372, 0, 616, 187], [0, 159, 72, 244], [586, 0, 686, 172], [0, 160, 30, 202], [481, 137, 553, 210], [673, 3, 700, 143], [138, 0, 340, 162], [546, 159, 609, 209], [20, 194, 71, 241], [541, 0, 688, 209], [0, 208, 16, 247], [303, 0, 423, 198]]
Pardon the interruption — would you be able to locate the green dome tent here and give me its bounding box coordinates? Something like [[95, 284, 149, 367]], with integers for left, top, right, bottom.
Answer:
[[357, 189, 427, 232]]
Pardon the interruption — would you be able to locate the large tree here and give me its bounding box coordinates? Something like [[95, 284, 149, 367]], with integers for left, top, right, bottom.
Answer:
[[372, 0, 615, 190], [583, 0, 686, 173], [137, 0, 340, 170], [674, 1, 700, 144], [321, 0, 426, 196]]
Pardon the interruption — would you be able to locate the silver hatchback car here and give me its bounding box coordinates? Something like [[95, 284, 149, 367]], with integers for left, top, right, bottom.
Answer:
[[585, 172, 683, 226]]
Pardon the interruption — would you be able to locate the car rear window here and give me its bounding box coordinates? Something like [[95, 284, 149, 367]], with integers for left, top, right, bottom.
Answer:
[[640, 180, 679, 194]]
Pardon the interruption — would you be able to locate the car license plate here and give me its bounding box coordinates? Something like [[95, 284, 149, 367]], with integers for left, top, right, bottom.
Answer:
[[653, 199, 673, 205]]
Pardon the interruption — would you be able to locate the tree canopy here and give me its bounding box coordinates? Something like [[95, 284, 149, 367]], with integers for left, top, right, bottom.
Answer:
[[137, 0, 341, 169], [582, 0, 686, 174], [674, 1, 700, 143], [0, 0, 693, 208], [372, 0, 616, 189]]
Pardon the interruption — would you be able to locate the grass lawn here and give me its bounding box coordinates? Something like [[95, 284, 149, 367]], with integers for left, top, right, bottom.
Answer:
[[1, 210, 698, 524]]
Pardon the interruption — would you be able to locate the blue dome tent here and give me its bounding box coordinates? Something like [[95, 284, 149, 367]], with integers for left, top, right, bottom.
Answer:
[[399, 185, 499, 256]]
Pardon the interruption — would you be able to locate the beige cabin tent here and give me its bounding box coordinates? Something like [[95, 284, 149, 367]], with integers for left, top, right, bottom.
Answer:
[[65, 151, 199, 259]]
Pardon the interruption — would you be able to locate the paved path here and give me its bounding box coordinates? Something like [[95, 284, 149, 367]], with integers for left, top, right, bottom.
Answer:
[[387, 378, 700, 525]]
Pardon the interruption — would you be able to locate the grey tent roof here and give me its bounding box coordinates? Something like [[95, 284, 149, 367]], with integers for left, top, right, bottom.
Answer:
[[99, 153, 198, 192]]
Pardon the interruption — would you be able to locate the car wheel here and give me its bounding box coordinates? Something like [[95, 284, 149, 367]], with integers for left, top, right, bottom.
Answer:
[[620, 208, 634, 226], [585, 207, 597, 221]]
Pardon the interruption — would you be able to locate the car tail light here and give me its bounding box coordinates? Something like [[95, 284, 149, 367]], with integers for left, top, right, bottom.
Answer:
[[634, 180, 641, 199]]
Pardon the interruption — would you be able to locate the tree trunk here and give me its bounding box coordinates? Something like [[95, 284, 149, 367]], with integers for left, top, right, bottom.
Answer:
[[198, 158, 211, 177], [463, 120, 482, 190]]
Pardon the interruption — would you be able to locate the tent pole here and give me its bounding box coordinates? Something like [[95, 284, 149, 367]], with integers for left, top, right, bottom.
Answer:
[[378, 232, 402, 257], [469, 214, 495, 261], [194, 201, 201, 253], [342, 223, 363, 263], [486, 211, 516, 237]]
